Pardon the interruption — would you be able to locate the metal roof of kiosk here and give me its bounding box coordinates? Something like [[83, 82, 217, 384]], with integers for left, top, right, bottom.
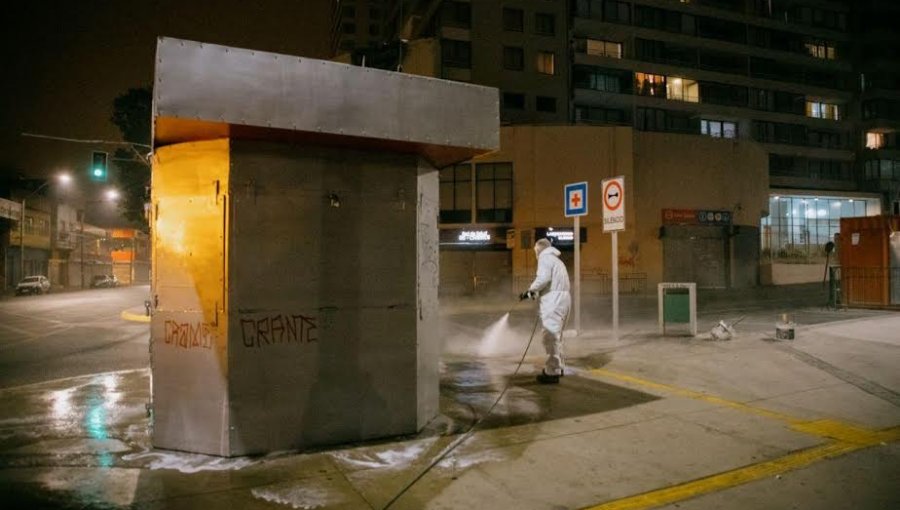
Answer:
[[152, 37, 500, 167]]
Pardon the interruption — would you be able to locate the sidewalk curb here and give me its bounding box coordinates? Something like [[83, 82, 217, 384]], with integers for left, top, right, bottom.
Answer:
[[121, 309, 151, 323]]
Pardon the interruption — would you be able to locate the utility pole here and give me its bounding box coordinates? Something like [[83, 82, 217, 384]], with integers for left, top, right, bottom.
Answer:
[[80, 210, 85, 289], [19, 174, 71, 281]]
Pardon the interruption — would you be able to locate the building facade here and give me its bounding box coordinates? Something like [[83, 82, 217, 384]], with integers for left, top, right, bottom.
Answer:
[[331, 0, 899, 289], [439, 124, 768, 295], [1, 194, 148, 290]]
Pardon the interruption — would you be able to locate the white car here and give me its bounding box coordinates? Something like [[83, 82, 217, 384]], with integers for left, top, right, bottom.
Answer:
[[16, 276, 51, 296]]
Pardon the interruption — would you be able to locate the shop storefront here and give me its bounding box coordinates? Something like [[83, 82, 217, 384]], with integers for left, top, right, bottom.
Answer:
[[658, 208, 761, 289], [761, 193, 881, 263], [439, 227, 511, 296], [534, 226, 588, 268], [760, 192, 882, 285]]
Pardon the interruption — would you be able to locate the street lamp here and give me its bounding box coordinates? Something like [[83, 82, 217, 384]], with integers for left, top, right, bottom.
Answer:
[[20, 173, 70, 281]]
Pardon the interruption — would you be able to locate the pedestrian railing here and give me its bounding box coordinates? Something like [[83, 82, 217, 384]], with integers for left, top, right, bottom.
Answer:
[[830, 265, 900, 308], [514, 272, 648, 295]]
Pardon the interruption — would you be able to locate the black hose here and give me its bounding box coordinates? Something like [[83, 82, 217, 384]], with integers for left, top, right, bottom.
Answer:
[[382, 305, 542, 509]]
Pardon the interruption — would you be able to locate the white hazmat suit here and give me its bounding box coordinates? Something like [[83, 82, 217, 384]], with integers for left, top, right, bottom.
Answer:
[[527, 241, 571, 377]]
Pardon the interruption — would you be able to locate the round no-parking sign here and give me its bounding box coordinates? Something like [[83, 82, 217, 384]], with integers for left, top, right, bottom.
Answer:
[[602, 176, 625, 232]]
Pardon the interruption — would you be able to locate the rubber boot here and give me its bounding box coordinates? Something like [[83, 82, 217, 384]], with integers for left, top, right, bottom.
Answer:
[[536, 369, 560, 384]]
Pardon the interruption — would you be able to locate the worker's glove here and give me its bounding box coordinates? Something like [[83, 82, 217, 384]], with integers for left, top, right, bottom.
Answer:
[[519, 290, 537, 301]]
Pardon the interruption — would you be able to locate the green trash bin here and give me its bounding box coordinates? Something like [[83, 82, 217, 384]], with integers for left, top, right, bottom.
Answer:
[[663, 288, 691, 324]]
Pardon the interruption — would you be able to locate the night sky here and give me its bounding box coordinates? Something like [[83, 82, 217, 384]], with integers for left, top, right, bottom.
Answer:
[[1, 0, 332, 180]]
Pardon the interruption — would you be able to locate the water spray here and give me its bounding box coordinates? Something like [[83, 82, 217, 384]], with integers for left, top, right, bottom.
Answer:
[[382, 298, 541, 509]]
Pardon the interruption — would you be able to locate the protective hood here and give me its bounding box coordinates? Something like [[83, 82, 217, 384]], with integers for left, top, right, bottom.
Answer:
[[540, 246, 562, 259]]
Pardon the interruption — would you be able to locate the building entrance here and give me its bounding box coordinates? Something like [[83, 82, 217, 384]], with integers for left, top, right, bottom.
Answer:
[[663, 225, 727, 289]]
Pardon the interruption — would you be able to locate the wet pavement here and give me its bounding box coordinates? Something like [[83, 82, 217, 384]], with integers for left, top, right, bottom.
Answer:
[[0, 285, 898, 509]]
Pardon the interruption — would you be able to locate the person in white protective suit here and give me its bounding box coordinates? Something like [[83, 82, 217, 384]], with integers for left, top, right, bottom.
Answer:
[[519, 238, 571, 384]]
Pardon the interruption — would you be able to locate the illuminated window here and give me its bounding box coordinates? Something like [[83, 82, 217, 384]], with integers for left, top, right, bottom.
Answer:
[[635, 72, 666, 97], [761, 194, 878, 262], [536, 52, 556, 75], [666, 77, 699, 102], [701, 119, 737, 139], [805, 101, 840, 120], [804, 41, 836, 59], [574, 66, 622, 92], [866, 132, 885, 149], [585, 39, 622, 58]]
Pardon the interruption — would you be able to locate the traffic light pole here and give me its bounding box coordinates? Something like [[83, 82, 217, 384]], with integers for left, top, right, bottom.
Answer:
[[80, 211, 85, 289], [19, 198, 25, 282]]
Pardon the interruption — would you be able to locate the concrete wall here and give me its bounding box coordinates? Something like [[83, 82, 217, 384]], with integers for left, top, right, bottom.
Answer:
[[469, 127, 768, 291], [474, 125, 635, 284], [150, 139, 440, 456], [761, 263, 828, 286], [150, 139, 231, 456], [633, 132, 770, 286], [226, 141, 439, 454]]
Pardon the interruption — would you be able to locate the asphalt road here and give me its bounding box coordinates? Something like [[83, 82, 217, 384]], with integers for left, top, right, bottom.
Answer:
[[0, 285, 150, 389]]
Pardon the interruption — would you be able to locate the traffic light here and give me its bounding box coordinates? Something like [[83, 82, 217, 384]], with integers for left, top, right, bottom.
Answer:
[[90, 151, 108, 182]]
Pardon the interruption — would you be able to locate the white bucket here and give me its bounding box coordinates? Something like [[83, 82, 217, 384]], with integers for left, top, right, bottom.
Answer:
[[775, 313, 795, 340]]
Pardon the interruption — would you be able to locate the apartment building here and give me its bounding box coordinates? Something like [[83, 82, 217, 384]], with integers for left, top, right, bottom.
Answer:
[[331, 0, 388, 54], [330, 0, 899, 290], [854, 0, 900, 216]]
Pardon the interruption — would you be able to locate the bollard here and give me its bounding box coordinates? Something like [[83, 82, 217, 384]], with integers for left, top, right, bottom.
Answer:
[[144, 300, 152, 317]]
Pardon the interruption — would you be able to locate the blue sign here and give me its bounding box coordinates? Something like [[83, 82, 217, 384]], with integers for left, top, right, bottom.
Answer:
[[564, 181, 588, 217]]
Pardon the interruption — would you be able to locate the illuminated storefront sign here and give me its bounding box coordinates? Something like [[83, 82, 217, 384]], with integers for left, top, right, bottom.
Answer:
[[534, 227, 587, 249], [458, 230, 491, 242], [661, 208, 732, 226], [440, 227, 509, 249]]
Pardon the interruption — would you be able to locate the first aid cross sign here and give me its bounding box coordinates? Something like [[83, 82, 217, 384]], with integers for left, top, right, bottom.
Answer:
[[564, 181, 588, 217]]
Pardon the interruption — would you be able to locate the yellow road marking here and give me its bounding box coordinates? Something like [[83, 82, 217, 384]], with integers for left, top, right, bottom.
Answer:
[[583, 441, 860, 510], [120, 310, 151, 323], [588, 368, 802, 425], [583, 368, 900, 510], [791, 420, 900, 445]]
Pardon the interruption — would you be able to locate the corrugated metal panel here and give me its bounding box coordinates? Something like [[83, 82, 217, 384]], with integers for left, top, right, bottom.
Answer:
[[839, 215, 900, 307], [153, 37, 499, 167]]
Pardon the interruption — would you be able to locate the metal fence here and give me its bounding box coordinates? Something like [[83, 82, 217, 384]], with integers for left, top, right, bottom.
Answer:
[[514, 272, 648, 295], [829, 266, 900, 308]]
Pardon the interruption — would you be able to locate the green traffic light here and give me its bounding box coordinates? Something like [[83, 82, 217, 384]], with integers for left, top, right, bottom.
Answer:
[[93, 168, 103, 177]]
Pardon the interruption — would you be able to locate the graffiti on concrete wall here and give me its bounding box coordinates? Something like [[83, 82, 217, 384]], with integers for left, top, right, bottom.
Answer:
[[163, 320, 215, 349], [240, 313, 317, 348]]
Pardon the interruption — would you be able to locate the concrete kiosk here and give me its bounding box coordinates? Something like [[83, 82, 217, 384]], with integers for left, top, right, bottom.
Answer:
[[149, 38, 498, 456]]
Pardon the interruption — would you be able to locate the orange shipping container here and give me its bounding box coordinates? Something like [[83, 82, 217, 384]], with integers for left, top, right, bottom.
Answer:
[[838, 215, 900, 307]]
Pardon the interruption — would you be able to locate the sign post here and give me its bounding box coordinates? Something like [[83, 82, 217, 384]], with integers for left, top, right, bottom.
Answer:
[[602, 176, 625, 341], [564, 181, 588, 334]]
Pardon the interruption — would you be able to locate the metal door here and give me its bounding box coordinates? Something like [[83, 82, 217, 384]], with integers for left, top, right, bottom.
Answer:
[[663, 225, 727, 289]]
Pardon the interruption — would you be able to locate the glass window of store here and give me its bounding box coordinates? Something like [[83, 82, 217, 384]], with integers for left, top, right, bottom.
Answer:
[[476, 163, 513, 223], [439, 164, 472, 223], [761, 195, 880, 262]]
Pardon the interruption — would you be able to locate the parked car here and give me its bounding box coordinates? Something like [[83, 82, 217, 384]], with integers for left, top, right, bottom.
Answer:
[[16, 276, 51, 295], [90, 275, 119, 288]]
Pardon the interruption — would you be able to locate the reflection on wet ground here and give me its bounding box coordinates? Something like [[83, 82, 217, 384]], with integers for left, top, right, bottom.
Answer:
[[439, 359, 658, 433], [0, 354, 658, 508]]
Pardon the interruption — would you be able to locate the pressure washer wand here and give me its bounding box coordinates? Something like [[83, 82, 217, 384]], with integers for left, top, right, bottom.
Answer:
[[382, 297, 541, 510]]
